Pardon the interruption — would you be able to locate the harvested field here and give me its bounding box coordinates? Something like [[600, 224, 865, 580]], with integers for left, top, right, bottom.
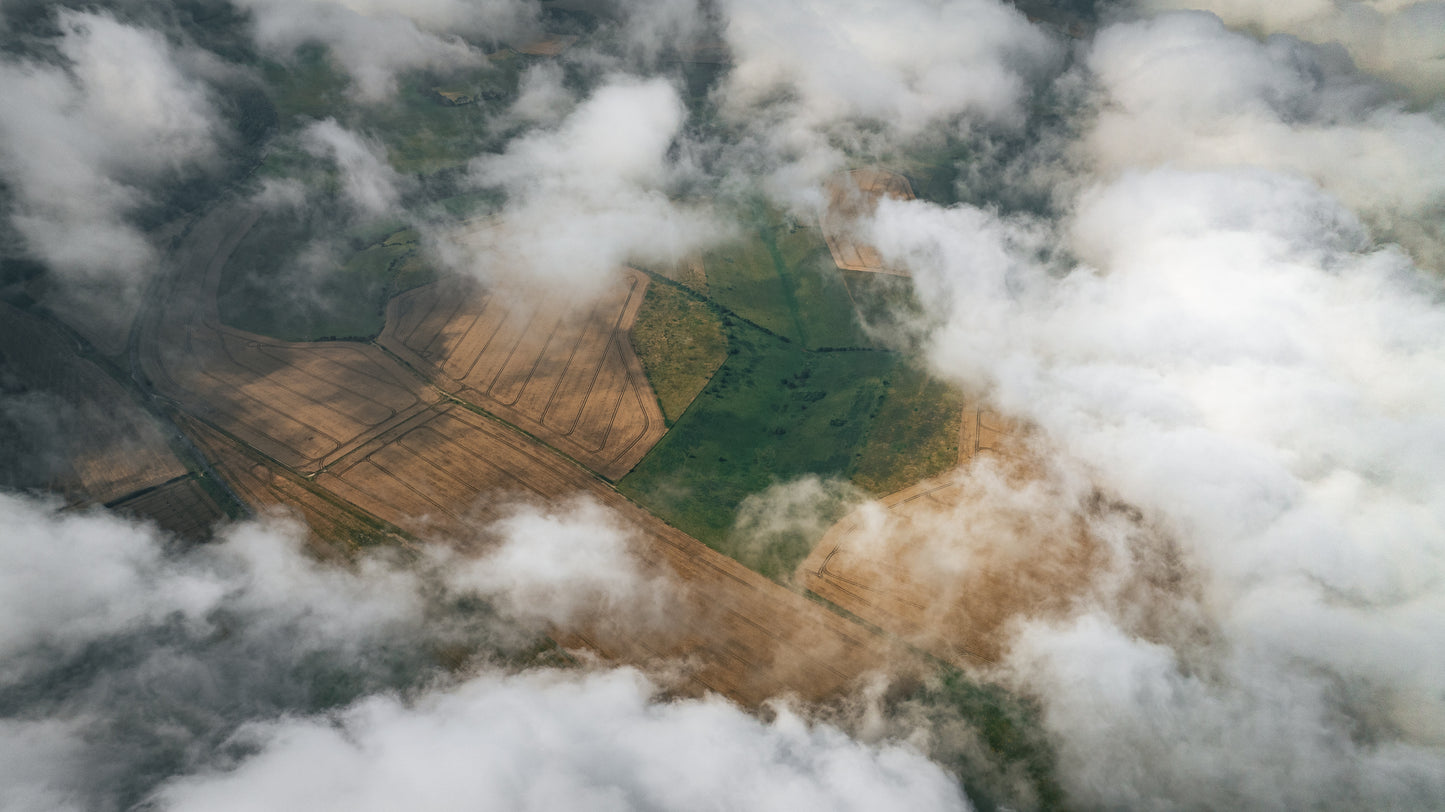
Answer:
[[513, 34, 579, 56], [821, 168, 915, 275], [0, 303, 186, 505], [181, 415, 408, 554], [798, 404, 1098, 666], [110, 475, 226, 542], [139, 205, 440, 474], [960, 405, 1022, 464], [379, 270, 665, 480], [314, 401, 910, 704]]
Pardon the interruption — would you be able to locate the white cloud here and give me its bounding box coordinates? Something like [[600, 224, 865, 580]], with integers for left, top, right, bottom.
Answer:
[[301, 119, 407, 216], [867, 164, 1445, 807], [442, 496, 676, 633], [0, 491, 975, 811], [154, 667, 971, 812], [236, 0, 535, 102], [1140, 0, 1445, 101], [451, 75, 726, 298], [0, 493, 222, 685], [0, 10, 221, 288], [1080, 12, 1445, 268], [714, 0, 1060, 205]]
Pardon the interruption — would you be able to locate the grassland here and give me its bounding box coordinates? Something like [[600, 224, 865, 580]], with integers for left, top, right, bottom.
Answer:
[[851, 365, 964, 494], [217, 217, 433, 342], [261, 46, 523, 175], [619, 314, 959, 580], [702, 203, 875, 350], [907, 666, 1065, 812], [628, 281, 728, 424]]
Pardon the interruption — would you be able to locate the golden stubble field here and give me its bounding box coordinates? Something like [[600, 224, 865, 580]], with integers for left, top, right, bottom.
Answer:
[[138, 201, 912, 705], [798, 405, 1103, 666], [821, 168, 916, 275], [380, 270, 665, 481]]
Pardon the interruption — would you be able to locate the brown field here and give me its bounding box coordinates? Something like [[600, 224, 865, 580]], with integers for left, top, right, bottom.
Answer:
[[110, 475, 226, 542], [513, 34, 579, 56], [821, 168, 915, 275], [799, 404, 1099, 665], [960, 405, 1022, 465], [379, 270, 666, 480], [315, 401, 909, 703], [133, 200, 909, 706], [0, 302, 187, 505], [180, 415, 409, 555], [138, 206, 440, 475]]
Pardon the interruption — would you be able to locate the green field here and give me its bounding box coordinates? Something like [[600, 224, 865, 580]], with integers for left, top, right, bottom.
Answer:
[[629, 281, 729, 424], [702, 204, 876, 350], [902, 665, 1065, 812], [261, 46, 525, 175], [620, 312, 959, 580], [217, 216, 434, 342]]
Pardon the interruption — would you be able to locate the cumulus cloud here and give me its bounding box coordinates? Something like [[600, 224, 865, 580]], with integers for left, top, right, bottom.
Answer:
[[714, 0, 1061, 205], [0, 491, 973, 811], [0, 9, 221, 288], [236, 0, 537, 102], [867, 163, 1445, 806], [1079, 11, 1445, 269], [155, 666, 971, 812], [1141, 0, 1445, 101], [448, 75, 725, 297], [442, 496, 677, 633], [300, 118, 407, 216]]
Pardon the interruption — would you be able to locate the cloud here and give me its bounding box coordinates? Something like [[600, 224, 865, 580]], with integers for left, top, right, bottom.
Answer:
[[236, 0, 536, 102], [713, 0, 1061, 205], [154, 667, 971, 812], [1079, 11, 1445, 269], [442, 496, 676, 633], [447, 75, 726, 298], [867, 162, 1445, 806], [0, 9, 221, 289], [1140, 0, 1445, 101], [300, 118, 407, 216], [0, 491, 975, 811]]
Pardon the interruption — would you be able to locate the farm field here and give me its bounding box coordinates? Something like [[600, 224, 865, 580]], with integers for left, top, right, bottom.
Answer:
[[110, 475, 228, 542], [700, 203, 875, 350], [797, 405, 1097, 665], [0, 302, 187, 506], [181, 415, 408, 553], [379, 269, 666, 480], [260, 46, 522, 175], [312, 401, 911, 704], [618, 316, 961, 580], [140, 205, 441, 475], [821, 169, 916, 275], [624, 279, 728, 424], [135, 199, 909, 707], [218, 214, 428, 342]]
